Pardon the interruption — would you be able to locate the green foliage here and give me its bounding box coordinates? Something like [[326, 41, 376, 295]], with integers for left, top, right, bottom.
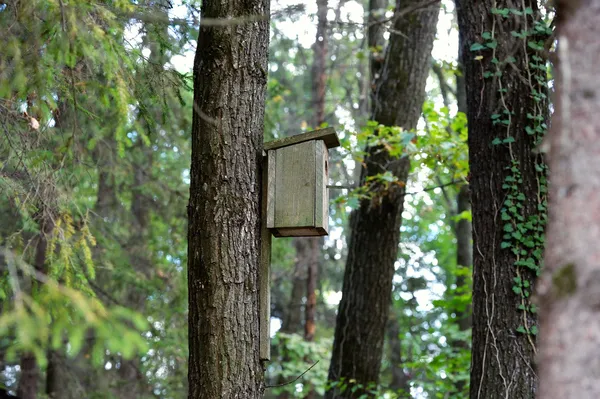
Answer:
[[269, 333, 332, 397], [0, 0, 193, 396]]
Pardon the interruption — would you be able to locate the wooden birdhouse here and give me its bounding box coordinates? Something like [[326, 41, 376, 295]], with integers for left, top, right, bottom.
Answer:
[[264, 127, 340, 237]]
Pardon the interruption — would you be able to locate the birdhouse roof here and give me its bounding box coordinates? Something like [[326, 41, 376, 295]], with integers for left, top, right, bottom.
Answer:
[[264, 127, 340, 151]]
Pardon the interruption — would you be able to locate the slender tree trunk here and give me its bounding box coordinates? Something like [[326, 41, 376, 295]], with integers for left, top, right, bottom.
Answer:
[[455, 184, 472, 333], [357, 0, 388, 118], [455, 1, 549, 397], [280, 254, 306, 334], [18, 215, 55, 399], [452, 183, 472, 395], [17, 354, 38, 399], [304, 238, 319, 342], [304, 0, 328, 345], [276, 240, 308, 399], [452, 57, 472, 395], [387, 311, 410, 396], [326, 2, 438, 397], [187, 0, 270, 397], [538, 2, 600, 398], [302, 3, 328, 397], [45, 350, 63, 399]]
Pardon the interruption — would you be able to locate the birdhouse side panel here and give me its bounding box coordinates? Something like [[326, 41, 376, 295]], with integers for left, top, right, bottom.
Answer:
[[314, 140, 328, 234]]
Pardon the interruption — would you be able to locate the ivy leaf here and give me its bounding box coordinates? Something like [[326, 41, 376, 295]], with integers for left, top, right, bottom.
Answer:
[[470, 43, 486, 51]]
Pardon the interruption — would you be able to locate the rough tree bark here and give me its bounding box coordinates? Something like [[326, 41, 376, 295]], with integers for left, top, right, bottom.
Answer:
[[187, 0, 270, 397], [325, 1, 438, 397], [455, 1, 549, 397], [538, 2, 600, 398]]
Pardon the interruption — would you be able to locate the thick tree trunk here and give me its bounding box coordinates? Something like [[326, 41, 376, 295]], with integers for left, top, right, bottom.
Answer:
[[326, 2, 438, 398], [538, 2, 600, 398], [455, 1, 549, 397], [187, 0, 270, 397]]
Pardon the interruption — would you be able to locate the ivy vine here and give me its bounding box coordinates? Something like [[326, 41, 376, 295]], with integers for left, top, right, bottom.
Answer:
[[470, 3, 552, 343]]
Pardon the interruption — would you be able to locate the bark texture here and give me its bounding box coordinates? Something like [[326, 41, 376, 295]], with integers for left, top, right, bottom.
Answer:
[[326, 2, 438, 397], [455, 1, 548, 397], [187, 0, 270, 397], [538, 2, 600, 398]]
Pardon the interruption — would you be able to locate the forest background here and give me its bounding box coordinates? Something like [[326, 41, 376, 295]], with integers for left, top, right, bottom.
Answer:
[[0, 0, 564, 398]]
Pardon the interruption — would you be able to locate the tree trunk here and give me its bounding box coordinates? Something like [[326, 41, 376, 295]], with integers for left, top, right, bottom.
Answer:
[[302, 3, 328, 397], [304, 238, 319, 343], [387, 310, 410, 396], [455, 184, 472, 332], [17, 354, 38, 399], [187, 0, 270, 397], [452, 183, 472, 396], [45, 350, 64, 399], [454, 56, 472, 337], [357, 0, 388, 117], [325, 1, 438, 397], [280, 254, 306, 334], [455, 1, 549, 397], [538, 2, 600, 398], [19, 215, 55, 399], [304, 0, 328, 345]]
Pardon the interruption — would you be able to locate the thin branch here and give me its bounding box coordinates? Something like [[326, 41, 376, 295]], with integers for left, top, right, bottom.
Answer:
[[332, 0, 441, 29], [329, 178, 463, 195], [265, 360, 320, 389], [120, 4, 306, 27], [405, 178, 463, 196]]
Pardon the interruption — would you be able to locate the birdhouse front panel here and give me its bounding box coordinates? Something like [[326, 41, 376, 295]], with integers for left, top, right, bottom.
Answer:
[[266, 140, 329, 237]]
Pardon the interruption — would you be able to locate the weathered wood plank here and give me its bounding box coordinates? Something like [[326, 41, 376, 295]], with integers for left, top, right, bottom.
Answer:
[[260, 155, 272, 361], [264, 127, 340, 151], [314, 140, 327, 232], [274, 141, 316, 228], [266, 150, 276, 229]]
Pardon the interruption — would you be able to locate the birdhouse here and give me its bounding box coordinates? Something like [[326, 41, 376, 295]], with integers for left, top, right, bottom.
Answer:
[[264, 127, 340, 237]]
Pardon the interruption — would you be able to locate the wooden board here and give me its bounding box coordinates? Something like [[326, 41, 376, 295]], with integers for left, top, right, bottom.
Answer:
[[264, 127, 340, 151], [260, 155, 272, 361], [314, 140, 328, 233], [274, 141, 316, 228]]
